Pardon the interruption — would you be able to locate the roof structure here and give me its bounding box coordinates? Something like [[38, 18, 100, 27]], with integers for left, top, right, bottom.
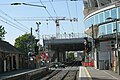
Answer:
[[83, 0, 120, 17], [0, 40, 23, 54]]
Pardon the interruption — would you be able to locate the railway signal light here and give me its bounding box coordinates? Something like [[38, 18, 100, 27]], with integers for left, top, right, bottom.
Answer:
[[111, 40, 115, 50], [35, 39, 39, 55], [86, 42, 92, 53], [35, 45, 39, 55]]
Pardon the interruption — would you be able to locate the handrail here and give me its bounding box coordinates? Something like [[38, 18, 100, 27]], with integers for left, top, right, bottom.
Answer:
[[42, 33, 89, 40]]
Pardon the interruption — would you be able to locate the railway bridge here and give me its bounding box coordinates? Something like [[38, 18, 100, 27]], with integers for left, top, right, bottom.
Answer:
[[42, 33, 92, 62]]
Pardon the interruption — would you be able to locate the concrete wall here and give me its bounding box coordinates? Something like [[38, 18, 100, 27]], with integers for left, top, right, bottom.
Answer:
[[95, 41, 113, 70], [0, 52, 3, 72], [0, 52, 25, 73]]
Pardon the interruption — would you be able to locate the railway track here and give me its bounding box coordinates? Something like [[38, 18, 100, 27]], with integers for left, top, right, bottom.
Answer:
[[2, 61, 81, 80], [40, 61, 80, 80]]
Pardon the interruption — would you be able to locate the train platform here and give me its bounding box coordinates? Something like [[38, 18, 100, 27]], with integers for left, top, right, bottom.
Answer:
[[0, 69, 32, 80], [79, 66, 120, 80], [0, 67, 48, 80]]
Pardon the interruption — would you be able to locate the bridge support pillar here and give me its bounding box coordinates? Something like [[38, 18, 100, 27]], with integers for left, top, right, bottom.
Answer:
[[56, 51, 66, 62], [58, 51, 64, 62], [63, 52, 65, 62], [57, 50, 59, 62]]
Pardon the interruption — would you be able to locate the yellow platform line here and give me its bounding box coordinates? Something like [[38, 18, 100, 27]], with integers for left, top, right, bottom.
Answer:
[[85, 67, 93, 80]]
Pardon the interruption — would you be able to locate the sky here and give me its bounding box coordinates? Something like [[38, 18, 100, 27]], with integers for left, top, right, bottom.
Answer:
[[0, 0, 84, 45]]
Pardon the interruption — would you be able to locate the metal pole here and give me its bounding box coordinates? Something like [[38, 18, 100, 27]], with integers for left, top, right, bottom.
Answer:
[[92, 24, 94, 59], [115, 19, 119, 75], [55, 20, 60, 38], [118, 50, 120, 75], [115, 19, 118, 73], [115, 2, 120, 75], [28, 27, 33, 68], [115, 19, 118, 53], [36, 22, 41, 40], [106, 17, 119, 73], [30, 27, 33, 50]]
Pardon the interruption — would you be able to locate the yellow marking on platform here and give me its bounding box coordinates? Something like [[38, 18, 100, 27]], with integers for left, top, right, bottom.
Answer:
[[85, 67, 93, 80]]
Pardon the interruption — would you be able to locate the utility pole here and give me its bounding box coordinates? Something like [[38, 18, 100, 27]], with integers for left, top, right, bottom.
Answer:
[[28, 27, 33, 68], [35, 22, 41, 56], [30, 27, 33, 50], [115, 18, 118, 73], [106, 17, 119, 74], [36, 22, 41, 41], [55, 19, 60, 38], [91, 24, 94, 59], [31, 27, 32, 36]]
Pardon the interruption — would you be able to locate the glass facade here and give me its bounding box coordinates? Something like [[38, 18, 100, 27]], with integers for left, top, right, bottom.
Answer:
[[99, 12, 104, 23], [85, 7, 120, 37], [107, 23, 112, 34], [111, 8, 117, 18], [118, 7, 120, 18], [99, 25, 106, 35]]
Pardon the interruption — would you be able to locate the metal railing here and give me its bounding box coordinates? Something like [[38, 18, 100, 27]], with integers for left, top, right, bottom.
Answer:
[[42, 33, 88, 40]]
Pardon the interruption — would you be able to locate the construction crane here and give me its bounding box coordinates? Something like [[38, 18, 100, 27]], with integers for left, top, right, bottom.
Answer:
[[14, 17, 78, 38]]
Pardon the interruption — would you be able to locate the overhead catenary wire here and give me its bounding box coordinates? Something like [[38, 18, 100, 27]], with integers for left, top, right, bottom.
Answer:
[[49, 0, 57, 17], [39, 0, 55, 21], [75, 1, 79, 32], [65, 0, 74, 32], [0, 9, 30, 30], [0, 15, 29, 32], [27, 0, 81, 3], [39, 0, 65, 34], [0, 0, 79, 34], [39, 0, 60, 37], [48, 0, 65, 32], [0, 19, 27, 32], [0, 0, 82, 5]]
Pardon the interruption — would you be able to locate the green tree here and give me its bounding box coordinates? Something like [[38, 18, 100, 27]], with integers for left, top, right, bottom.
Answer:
[[68, 53, 75, 61], [0, 25, 7, 40], [14, 33, 36, 54]]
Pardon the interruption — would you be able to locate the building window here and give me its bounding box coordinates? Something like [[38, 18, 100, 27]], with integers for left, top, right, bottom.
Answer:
[[105, 10, 110, 21], [118, 22, 120, 32], [111, 8, 117, 18], [85, 18, 89, 28], [118, 7, 120, 18], [91, 16, 94, 25], [86, 17, 91, 28], [113, 22, 120, 33], [99, 26, 102, 36], [99, 12, 104, 23], [113, 22, 116, 33], [99, 25, 106, 36], [95, 14, 98, 24], [107, 23, 112, 34]]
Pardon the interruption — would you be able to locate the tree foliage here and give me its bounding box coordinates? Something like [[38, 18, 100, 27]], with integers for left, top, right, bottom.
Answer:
[[68, 53, 75, 61], [14, 33, 36, 53], [0, 25, 7, 40]]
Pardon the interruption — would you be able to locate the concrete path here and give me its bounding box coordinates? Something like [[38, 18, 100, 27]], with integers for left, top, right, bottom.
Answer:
[[79, 66, 120, 80]]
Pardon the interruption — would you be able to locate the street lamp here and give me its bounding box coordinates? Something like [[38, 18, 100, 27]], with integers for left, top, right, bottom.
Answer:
[[11, 2, 46, 8], [106, 17, 118, 73]]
